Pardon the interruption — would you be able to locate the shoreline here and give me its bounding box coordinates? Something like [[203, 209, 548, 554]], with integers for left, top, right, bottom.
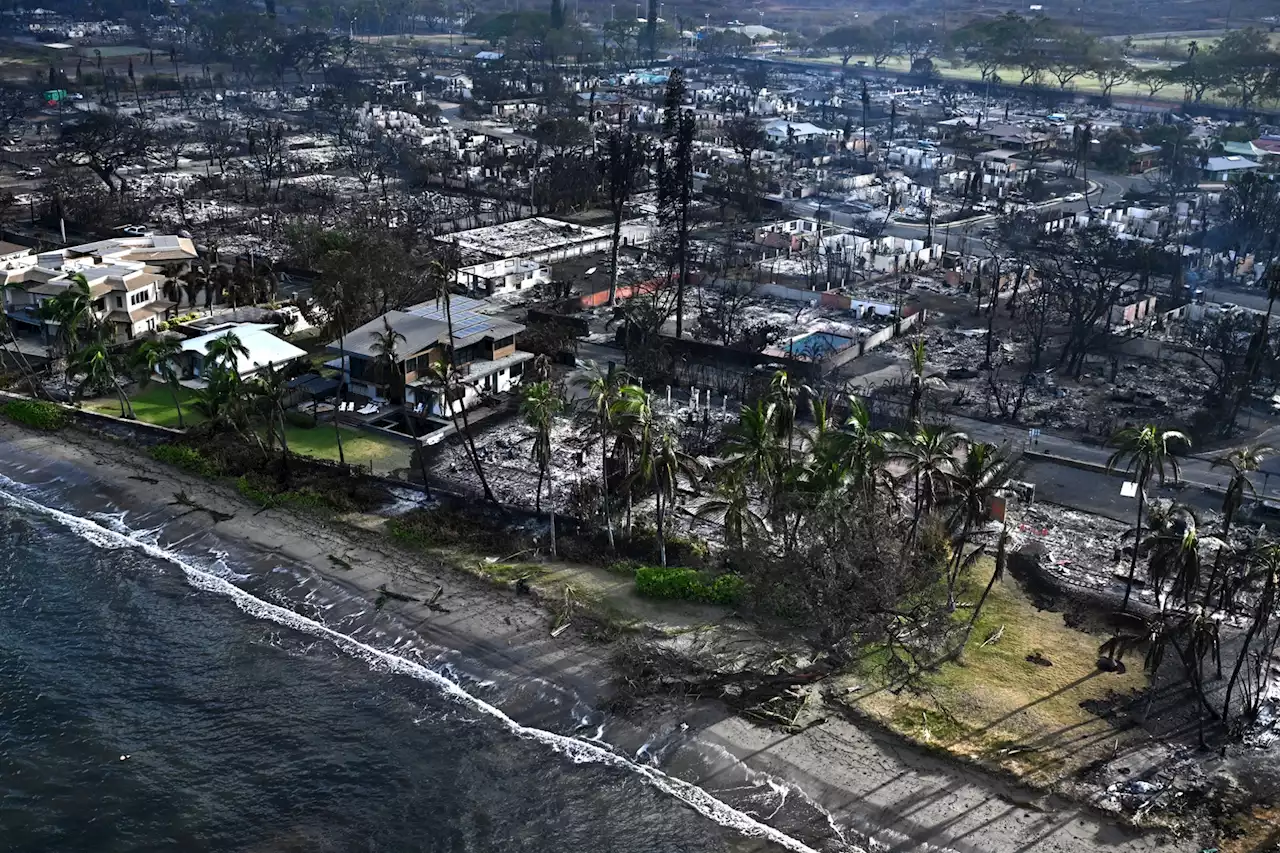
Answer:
[[0, 421, 1191, 853]]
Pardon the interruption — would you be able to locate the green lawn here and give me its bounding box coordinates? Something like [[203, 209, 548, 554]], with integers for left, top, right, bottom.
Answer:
[[87, 384, 205, 429], [280, 422, 412, 473]]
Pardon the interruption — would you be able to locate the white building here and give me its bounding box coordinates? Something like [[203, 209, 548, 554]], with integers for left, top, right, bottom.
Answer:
[[178, 322, 308, 379], [454, 257, 551, 296], [1, 235, 197, 343]]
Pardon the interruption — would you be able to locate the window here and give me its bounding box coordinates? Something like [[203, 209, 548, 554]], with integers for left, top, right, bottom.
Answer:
[[115, 296, 123, 309]]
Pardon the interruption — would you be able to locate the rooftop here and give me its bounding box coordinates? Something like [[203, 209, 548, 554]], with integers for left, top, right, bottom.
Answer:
[[438, 217, 609, 259]]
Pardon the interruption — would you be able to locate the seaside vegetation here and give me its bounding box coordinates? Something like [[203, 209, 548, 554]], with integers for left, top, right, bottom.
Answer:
[[2, 399, 69, 431], [150, 443, 223, 478]]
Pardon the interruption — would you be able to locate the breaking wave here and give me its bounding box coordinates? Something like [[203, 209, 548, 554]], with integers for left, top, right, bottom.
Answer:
[[0, 480, 850, 853]]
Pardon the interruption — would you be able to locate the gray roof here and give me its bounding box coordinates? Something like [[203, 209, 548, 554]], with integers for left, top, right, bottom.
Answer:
[[1204, 156, 1261, 172], [338, 311, 450, 360], [404, 295, 524, 348]]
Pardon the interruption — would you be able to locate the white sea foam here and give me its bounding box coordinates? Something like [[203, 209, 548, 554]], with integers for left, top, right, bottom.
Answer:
[[0, 483, 854, 853]]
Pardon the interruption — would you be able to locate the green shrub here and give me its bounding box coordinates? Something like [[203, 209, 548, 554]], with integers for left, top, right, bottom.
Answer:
[[1, 399, 68, 431], [235, 475, 277, 506], [635, 565, 703, 600], [151, 443, 222, 477], [703, 573, 746, 605], [635, 566, 745, 605]]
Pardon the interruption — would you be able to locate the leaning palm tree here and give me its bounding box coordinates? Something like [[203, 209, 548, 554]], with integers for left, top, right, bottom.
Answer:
[[944, 441, 1020, 611], [520, 380, 564, 557], [71, 342, 133, 419], [1107, 424, 1190, 611], [42, 272, 96, 353], [1213, 445, 1267, 539], [433, 281, 497, 505], [133, 337, 187, 428], [574, 360, 627, 551]]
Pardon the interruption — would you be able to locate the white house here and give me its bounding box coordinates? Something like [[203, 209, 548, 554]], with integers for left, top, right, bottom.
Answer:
[[454, 257, 551, 296], [764, 119, 837, 144], [178, 322, 308, 379]]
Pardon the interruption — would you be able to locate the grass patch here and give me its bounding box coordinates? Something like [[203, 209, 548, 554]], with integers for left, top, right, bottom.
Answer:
[[851, 559, 1148, 782], [280, 422, 406, 466], [86, 384, 203, 428], [1, 399, 68, 430]]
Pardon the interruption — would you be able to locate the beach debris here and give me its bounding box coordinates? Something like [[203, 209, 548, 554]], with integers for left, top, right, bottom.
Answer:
[[128, 475, 160, 485], [327, 554, 355, 571], [1026, 652, 1053, 667], [374, 584, 419, 610], [981, 625, 1005, 647], [550, 623, 571, 638], [168, 490, 235, 524]]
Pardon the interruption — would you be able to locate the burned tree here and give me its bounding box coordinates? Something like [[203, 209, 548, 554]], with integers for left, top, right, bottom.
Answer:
[[57, 112, 154, 196], [658, 70, 696, 340], [601, 128, 649, 304]]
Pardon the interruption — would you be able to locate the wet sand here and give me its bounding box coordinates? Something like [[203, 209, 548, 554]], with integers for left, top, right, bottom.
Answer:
[[0, 422, 1193, 853]]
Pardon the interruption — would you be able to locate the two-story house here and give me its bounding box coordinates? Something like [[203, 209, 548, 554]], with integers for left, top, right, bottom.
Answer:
[[330, 295, 532, 416], [453, 257, 551, 297], [1, 235, 195, 344]]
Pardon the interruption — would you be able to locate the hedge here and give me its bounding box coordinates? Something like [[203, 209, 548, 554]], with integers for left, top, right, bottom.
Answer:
[[634, 566, 744, 605], [1, 399, 68, 431]]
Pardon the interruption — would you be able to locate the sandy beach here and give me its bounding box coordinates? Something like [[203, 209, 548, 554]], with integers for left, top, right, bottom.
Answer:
[[0, 421, 1194, 853]]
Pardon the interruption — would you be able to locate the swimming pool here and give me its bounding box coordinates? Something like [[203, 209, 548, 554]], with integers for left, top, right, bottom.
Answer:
[[785, 332, 854, 357]]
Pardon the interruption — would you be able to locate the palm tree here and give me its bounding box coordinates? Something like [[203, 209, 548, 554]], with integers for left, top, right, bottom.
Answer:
[[433, 285, 497, 505], [945, 441, 1019, 610], [833, 395, 896, 503], [250, 362, 292, 480], [692, 467, 769, 551], [896, 424, 966, 540], [1106, 424, 1190, 611], [42, 272, 96, 353], [613, 383, 654, 538], [134, 337, 186, 428], [574, 360, 626, 551], [205, 330, 250, 374], [520, 380, 564, 557], [907, 338, 927, 424], [638, 424, 702, 567], [71, 342, 133, 418], [1224, 543, 1280, 720], [723, 398, 783, 512], [1213, 445, 1266, 538], [368, 318, 406, 402]]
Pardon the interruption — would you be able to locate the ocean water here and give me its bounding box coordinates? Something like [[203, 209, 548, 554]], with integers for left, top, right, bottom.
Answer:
[[0, 448, 857, 853]]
